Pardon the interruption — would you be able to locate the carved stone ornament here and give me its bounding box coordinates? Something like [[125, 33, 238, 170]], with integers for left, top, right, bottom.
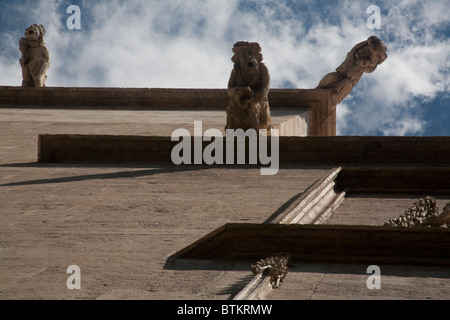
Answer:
[[19, 24, 50, 87], [316, 35, 387, 105], [384, 196, 450, 228], [225, 41, 271, 132], [251, 253, 291, 288], [423, 202, 450, 227]]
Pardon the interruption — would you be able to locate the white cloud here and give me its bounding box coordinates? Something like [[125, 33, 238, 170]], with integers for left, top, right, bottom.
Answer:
[[381, 116, 426, 136], [332, 0, 450, 135], [336, 102, 351, 135]]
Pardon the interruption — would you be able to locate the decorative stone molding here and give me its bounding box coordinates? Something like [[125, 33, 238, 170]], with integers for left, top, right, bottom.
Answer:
[[385, 196, 449, 228], [251, 253, 292, 288]]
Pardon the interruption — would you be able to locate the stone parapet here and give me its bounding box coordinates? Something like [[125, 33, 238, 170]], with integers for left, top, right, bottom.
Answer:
[[38, 135, 450, 168], [0, 86, 334, 136]]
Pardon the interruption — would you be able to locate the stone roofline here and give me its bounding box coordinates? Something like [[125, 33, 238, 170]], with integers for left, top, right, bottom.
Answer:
[[0, 86, 335, 136]]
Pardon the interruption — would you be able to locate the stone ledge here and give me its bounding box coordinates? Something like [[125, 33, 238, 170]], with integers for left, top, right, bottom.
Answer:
[[0, 86, 334, 136], [169, 223, 450, 266], [336, 166, 450, 194], [38, 135, 450, 168], [0, 86, 328, 109]]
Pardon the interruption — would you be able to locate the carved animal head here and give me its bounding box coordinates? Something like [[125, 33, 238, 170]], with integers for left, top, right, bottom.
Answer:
[[24, 24, 46, 42], [367, 35, 387, 64], [231, 41, 263, 73]]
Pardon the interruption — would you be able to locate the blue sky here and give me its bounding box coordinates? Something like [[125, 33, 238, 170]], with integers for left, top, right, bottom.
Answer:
[[0, 0, 448, 136]]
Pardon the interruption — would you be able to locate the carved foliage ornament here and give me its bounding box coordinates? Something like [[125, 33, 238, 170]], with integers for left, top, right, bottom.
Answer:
[[384, 196, 450, 228], [251, 253, 292, 288]]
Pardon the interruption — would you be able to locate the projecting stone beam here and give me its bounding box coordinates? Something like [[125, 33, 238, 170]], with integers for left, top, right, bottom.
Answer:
[[169, 223, 450, 267], [0, 87, 327, 109], [38, 135, 450, 167], [0, 87, 334, 136]]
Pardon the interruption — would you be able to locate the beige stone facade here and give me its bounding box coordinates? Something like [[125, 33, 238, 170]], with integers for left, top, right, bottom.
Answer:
[[0, 87, 449, 301]]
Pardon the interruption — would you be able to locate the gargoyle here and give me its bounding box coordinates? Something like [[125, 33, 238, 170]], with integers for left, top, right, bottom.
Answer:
[[225, 41, 271, 132], [317, 35, 387, 105], [19, 24, 50, 87]]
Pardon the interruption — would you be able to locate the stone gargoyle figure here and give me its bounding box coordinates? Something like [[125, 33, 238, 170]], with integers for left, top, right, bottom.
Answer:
[[316, 35, 387, 105], [19, 24, 50, 87], [225, 41, 271, 132]]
